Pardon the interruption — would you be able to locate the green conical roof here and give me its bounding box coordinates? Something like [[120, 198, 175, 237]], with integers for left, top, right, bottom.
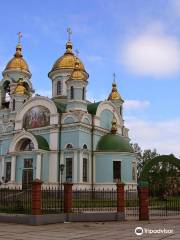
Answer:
[[96, 134, 134, 153]]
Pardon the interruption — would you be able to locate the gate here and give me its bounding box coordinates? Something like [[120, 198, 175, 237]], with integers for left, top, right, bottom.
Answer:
[[125, 185, 139, 220]]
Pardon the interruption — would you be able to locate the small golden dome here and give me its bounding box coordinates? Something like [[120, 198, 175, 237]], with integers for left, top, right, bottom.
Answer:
[[4, 44, 30, 73], [15, 79, 27, 95], [50, 41, 85, 72], [108, 82, 122, 100], [70, 58, 87, 81]]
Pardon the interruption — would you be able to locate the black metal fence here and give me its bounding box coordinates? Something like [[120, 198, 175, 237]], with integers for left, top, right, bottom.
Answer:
[[72, 188, 117, 213], [149, 185, 180, 219], [42, 187, 64, 214], [125, 186, 139, 219], [0, 185, 179, 220], [0, 187, 31, 214]]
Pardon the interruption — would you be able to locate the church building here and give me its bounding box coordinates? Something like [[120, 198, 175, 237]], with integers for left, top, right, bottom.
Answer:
[[0, 31, 137, 189]]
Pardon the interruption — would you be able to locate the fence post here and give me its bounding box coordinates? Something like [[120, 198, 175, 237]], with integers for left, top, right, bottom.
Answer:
[[116, 182, 125, 220], [138, 181, 149, 221], [32, 179, 43, 215], [64, 182, 73, 213]]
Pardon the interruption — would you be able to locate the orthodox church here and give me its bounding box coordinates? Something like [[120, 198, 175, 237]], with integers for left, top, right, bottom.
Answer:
[[0, 31, 137, 189]]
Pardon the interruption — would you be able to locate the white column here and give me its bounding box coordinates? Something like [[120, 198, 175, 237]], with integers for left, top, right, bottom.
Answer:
[[49, 152, 58, 183], [79, 151, 83, 183], [73, 151, 78, 183], [36, 153, 42, 179], [10, 155, 16, 182], [1, 157, 5, 180]]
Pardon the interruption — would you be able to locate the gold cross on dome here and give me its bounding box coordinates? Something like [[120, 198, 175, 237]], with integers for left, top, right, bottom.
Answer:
[[75, 49, 79, 57], [67, 27, 72, 41], [113, 73, 116, 83], [17, 32, 22, 44]]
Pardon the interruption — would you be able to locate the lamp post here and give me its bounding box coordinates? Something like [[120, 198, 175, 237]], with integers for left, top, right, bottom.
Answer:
[[60, 164, 64, 211]]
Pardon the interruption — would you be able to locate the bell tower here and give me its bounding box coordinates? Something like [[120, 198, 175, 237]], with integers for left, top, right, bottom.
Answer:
[[48, 28, 88, 104], [66, 57, 89, 111], [0, 33, 33, 111]]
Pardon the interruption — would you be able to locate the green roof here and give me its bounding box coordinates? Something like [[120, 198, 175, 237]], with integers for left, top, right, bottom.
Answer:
[[33, 135, 50, 151], [96, 133, 134, 153], [87, 102, 101, 115], [52, 99, 66, 113]]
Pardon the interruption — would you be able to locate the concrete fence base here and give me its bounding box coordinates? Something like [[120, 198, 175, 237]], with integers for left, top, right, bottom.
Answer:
[[0, 212, 125, 225]]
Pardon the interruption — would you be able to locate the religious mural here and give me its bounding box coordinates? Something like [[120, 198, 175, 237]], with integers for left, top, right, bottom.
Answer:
[[23, 106, 50, 129]]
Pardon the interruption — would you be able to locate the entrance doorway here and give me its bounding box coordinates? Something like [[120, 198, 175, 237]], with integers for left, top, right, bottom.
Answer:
[[22, 158, 33, 189], [22, 169, 33, 189]]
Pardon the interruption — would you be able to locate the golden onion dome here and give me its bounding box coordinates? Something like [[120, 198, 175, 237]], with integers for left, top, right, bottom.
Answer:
[[108, 82, 123, 101], [49, 40, 86, 73], [4, 44, 30, 73], [70, 58, 87, 81]]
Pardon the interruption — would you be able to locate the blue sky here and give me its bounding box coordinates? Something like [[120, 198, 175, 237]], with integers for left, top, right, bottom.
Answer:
[[0, 0, 180, 156]]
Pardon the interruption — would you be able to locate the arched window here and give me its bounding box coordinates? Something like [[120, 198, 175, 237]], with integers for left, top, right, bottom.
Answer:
[[83, 144, 87, 149], [12, 99, 15, 111], [66, 143, 73, 149], [20, 139, 34, 151], [120, 106, 123, 116], [82, 87, 85, 100], [70, 86, 74, 99], [57, 81, 62, 95]]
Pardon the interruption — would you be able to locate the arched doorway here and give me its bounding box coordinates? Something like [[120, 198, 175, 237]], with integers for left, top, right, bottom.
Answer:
[[18, 138, 34, 189], [9, 130, 49, 189]]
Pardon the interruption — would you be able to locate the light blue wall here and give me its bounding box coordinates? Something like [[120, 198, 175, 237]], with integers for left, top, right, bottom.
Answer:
[[1, 138, 11, 155], [61, 130, 79, 149], [100, 109, 113, 130], [74, 88, 82, 100], [61, 129, 91, 150], [95, 153, 136, 183], [78, 130, 91, 150], [41, 153, 49, 182]]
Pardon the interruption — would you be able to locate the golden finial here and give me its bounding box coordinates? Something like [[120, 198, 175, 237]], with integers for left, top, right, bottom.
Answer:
[[66, 28, 73, 53], [111, 115, 117, 134], [17, 32, 22, 44], [67, 27, 72, 41], [14, 32, 23, 58]]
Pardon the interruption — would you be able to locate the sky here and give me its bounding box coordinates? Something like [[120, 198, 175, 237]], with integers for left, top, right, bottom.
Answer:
[[0, 0, 180, 157]]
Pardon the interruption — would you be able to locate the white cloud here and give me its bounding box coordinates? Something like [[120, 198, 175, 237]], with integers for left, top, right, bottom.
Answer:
[[126, 117, 180, 157], [124, 100, 150, 110], [122, 28, 180, 77]]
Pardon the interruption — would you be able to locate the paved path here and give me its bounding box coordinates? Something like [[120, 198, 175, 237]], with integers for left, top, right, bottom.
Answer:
[[0, 219, 179, 240]]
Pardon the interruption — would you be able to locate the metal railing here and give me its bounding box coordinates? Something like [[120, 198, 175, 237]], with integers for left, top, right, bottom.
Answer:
[[42, 187, 64, 214], [0, 187, 31, 214], [72, 188, 117, 213], [125, 186, 139, 219], [149, 185, 180, 219]]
